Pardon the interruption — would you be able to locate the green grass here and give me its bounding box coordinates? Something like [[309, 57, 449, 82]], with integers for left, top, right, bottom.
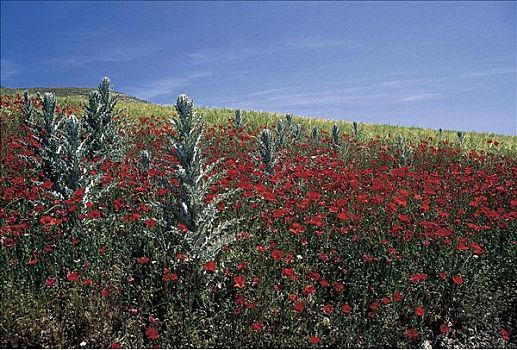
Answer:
[[2, 90, 516, 155]]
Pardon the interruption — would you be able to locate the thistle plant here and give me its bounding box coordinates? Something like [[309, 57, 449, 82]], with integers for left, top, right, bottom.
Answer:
[[331, 124, 341, 149], [311, 126, 319, 142], [139, 150, 151, 175], [28, 93, 62, 187], [396, 135, 407, 165], [22, 90, 33, 126], [285, 113, 293, 128], [83, 77, 121, 159], [352, 121, 362, 139], [258, 128, 277, 174], [457, 131, 465, 146], [291, 123, 303, 142], [276, 120, 288, 148], [60, 115, 90, 197], [159, 94, 238, 260], [234, 109, 244, 129]]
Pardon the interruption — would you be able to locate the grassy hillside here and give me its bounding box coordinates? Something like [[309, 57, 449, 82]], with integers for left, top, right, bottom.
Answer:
[[1, 89, 516, 155], [1, 82, 515, 348], [0, 86, 149, 103]]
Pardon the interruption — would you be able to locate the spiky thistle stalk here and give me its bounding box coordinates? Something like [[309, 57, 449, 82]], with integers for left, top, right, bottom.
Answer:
[[158, 94, 239, 260], [258, 128, 277, 174], [139, 150, 151, 175], [311, 126, 319, 142], [457, 131, 465, 146], [82, 77, 121, 159], [352, 121, 362, 139], [396, 135, 407, 166], [331, 124, 341, 149], [234, 109, 244, 129], [276, 120, 287, 148], [22, 90, 33, 126], [291, 123, 303, 142]]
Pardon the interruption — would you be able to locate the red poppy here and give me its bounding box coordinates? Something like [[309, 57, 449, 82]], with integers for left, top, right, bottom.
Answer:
[[162, 273, 178, 282], [415, 306, 425, 317], [500, 328, 510, 342], [322, 304, 334, 315], [294, 302, 305, 313], [309, 336, 320, 344], [204, 261, 217, 272], [341, 303, 352, 314], [271, 249, 284, 261], [111, 342, 122, 349], [405, 328, 420, 341], [250, 322, 264, 331], [440, 324, 450, 334], [137, 256, 150, 265], [45, 277, 57, 287], [409, 273, 427, 283], [303, 284, 317, 295], [67, 272, 80, 282], [144, 218, 157, 228], [146, 327, 160, 340], [452, 275, 464, 285], [234, 275, 246, 288]]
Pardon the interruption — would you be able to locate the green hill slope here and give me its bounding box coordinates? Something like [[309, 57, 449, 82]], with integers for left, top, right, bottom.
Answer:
[[1, 88, 515, 155]]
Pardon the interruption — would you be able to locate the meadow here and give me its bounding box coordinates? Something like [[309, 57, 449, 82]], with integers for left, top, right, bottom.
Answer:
[[0, 78, 515, 348]]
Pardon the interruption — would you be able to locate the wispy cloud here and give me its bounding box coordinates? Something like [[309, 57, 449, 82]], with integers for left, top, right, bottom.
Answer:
[[399, 93, 443, 102], [284, 37, 354, 50], [45, 45, 158, 68], [127, 71, 213, 101], [0, 59, 19, 83], [203, 65, 515, 113], [187, 35, 357, 66]]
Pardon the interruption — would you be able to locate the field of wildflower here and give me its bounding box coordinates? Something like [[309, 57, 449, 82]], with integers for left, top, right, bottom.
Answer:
[[1, 78, 515, 348]]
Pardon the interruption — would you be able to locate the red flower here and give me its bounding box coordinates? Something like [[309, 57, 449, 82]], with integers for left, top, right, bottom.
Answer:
[[111, 342, 122, 349], [146, 327, 160, 340], [341, 303, 352, 314], [204, 260, 217, 272], [500, 328, 510, 342], [100, 288, 110, 298], [337, 211, 349, 221], [45, 277, 57, 287], [405, 328, 420, 341], [415, 306, 425, 317], [271, 249, 284, 261], [294, 302, 305, 313], [334, 282, 345, 293], [177, 223, 189, 233], [322, 304, 334, 315], [409, 273, 427, 283], [250, 322, 264, 331], [303, 284, 317, 295], [82, 278, 93, 286], [137, 256, 150, 265], [452, 275, 464, 285], [234, 275, 246, 288], [67, 272, 80, 282], [144, 218, 157, 228], [289, 222, 305, 235], [87, 209, 102, 219], [309, 336, 321, 344], [440, 324, 450, 334], [162, 273, 178, 282]]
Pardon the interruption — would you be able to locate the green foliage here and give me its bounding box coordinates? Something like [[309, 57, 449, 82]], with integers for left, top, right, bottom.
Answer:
[[258, 128, 277, 173], [158, 94, 238, 260], [82, 77, 123, 160]]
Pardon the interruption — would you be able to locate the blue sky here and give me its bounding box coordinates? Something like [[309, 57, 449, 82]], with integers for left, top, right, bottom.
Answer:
[[1, 1, 516, 135]]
